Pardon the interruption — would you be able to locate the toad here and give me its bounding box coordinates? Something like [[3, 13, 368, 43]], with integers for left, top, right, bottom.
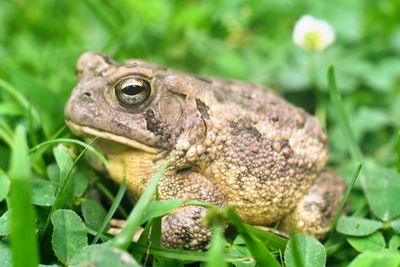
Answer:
[[65, 52, 345, 250]]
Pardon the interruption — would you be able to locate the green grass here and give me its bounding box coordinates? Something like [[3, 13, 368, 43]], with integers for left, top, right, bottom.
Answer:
[[1, 1, 400, 266]]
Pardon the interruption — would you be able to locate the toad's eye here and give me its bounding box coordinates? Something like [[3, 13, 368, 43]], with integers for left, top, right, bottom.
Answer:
[[115, 78, 151, 106]]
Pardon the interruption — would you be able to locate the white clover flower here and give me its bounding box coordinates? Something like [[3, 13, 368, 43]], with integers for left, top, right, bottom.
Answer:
[[293, 15, 335, 52]]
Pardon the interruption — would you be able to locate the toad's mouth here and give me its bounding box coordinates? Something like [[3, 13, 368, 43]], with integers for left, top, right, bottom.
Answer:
[[66, 120, 160, 154]]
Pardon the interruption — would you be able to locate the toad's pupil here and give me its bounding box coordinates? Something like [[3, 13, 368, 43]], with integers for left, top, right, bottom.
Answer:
[[122, 85, 143, 95]]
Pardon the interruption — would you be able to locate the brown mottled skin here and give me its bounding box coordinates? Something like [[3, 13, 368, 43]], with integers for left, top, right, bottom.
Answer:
[[65, 52, 345, 250]]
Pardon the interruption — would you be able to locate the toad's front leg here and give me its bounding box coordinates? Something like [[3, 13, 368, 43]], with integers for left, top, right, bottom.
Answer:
[[108, 171, 226, 250], [158, 171, 227, 250], [161, 205, 210, 250]]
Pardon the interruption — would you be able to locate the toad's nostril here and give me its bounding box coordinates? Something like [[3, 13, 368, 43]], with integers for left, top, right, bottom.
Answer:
[[83, 92, 92, 97]]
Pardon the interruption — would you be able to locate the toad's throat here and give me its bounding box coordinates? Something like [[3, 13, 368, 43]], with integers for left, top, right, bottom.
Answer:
[[65, 120, 160, 154]]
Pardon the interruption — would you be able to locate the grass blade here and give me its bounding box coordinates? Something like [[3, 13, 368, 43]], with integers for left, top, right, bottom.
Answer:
[[206, 227, 227, 267], [397, 131, 400, 173], [92, 179, 127, 244], [226, 207, 281, 267], [0, 169, 10, 202], [328, 66, 363, 163], [95, 181, 128, 217], [140, 199, 182, 225], [111, 161, 168, 249], [250, 226, 288, 251], [8, 125, 39, 267], [29, 138, 108, 168], [0, 119, 13, 147], [329, 164, 362, 236], [0, 79, 41, 125], [86, 228, 255, 264]]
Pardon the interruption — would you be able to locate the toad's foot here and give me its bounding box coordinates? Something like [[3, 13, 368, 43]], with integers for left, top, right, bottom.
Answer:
[[108, 219, 144, 242], [108, 207, 212, 250], [281, 168, 346, 238], [161, 206, 211, 250]]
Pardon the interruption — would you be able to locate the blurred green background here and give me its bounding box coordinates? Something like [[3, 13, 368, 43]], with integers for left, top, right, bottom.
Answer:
[[1, 1, 400, 265], [1, 0, 399, 170]]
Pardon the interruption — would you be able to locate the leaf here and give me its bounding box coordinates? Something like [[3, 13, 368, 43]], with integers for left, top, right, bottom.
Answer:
[[351, 107, 391, 141], [206, 227, 227, 267], [0, 211, 10, 236], [69, 243, 109, 264], [79, 240, 249, 263], [347, 232, 386, 252], [226, 242, 256, 267], [54, 145, 74, 184], [246, 226, 288, 251], [0, 242, 12, 267], [226, 207, 281, 267], [140, 199, 183, 225], [111, 162, 168, 249], [390, 219, 400, 234], [150, 216, 162, 249], [82, 199, 107, 230], [47, 163, 60, 183], [349, 250, 400, 267], [8, 125, 39, 267], [128, 242, 243, 263], [0, 170, 9, 202], [39, 142, 93, 242], [70, 245, 141, 267], [53, 145, 75, 206], [336, 217, 383, 236], [364, 167, 400, 221], [284, 233, 326, 267], [51, 209, 88, 264], [388, 235, 400, 251], [73, 170, 89, 197], [31, 178, 57, 206], [153, 258, 184, 267]]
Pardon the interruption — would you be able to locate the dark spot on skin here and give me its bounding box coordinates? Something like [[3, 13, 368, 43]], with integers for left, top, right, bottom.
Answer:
[[195, 98, 210, 120], [322, 192, 333, 213], [242, 91, 255, 100], [270, 100, 278, 105], [195, 75, 212, 84], [171, 91, 187, 100], [271, 113, 279, 122], [248, 127, 262, 139], [176, 166, 192, 174], [230, 119, 261, 140], [179, 231, 193, 244], [100, 54, 114, 65], [145, 109, 162, 135], [296, 113, 306, 128], [113, 120, 131, 134], [190, 208, 202, 221], [144, 108, 177, 149], [213, 90, 225, 103]]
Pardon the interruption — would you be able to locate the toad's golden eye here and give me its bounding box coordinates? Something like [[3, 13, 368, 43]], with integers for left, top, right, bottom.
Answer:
[[115, 78, 151, 106]]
